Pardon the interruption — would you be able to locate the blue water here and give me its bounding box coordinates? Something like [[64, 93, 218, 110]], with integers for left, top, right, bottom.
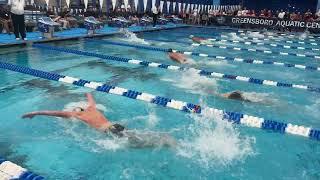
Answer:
[[0, 27, 320, 179]]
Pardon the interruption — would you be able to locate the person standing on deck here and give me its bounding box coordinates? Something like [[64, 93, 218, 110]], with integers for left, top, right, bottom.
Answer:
[[8, 0, 26, 40], [152, 5, 159, 27]]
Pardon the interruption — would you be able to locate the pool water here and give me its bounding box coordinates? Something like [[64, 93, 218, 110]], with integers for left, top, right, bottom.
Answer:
[[0, 27, 320, 179]]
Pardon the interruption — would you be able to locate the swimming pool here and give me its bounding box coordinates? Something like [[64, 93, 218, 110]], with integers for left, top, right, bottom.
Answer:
[[0, 26, 320, 179]]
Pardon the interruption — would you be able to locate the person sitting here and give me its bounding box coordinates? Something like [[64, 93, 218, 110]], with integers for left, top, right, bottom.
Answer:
[[0, 5, 12, 34], [22, 93, 177, 148], [53, 7, 71, 29]]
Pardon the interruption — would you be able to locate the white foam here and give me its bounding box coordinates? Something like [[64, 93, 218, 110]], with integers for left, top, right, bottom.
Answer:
[[242, 92, 277, 104], [130, 108, 159, 128], [305, 99, 320, 119], [177, 107, 255, 168], [247, 32, 264, 39], [94, 136, 132, 151], [197, 58, 232, 67], [63, 101, 107, 112], [162, 68, 219, 96], [227, 32, 244, 41], [119, 28, 150, 45]]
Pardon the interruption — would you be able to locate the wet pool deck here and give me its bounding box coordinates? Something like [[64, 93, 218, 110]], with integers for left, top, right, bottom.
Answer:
[[0, 24, 188, 48]]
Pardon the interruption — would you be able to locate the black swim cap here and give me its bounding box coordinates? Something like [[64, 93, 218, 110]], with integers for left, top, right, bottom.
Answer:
[[228, 91, 244, 100], [109, 124, 126, 137]]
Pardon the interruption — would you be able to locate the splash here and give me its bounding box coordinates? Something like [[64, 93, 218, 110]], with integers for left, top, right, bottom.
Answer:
[[93, 138, 128, 151], [119, 28, 150, 45], [228, 32, 243, 41], [306, 99, 320, 119], [197, 58, 232, 67], [247, 32, 264, 39], [162, 68, 219, 96], [242, 91, 277, 104], [299, 31, 309, 40], [63, 101, 108, 112], [177, 107, 255, 168], [128, 107, 160, 128]]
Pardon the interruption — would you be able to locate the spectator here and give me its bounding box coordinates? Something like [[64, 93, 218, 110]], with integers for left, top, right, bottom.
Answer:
[[304, 9, 313, 21], [296, 12, 302, 21], [290, 12, 296, 20], [267, 10, 272, 18], [0, 5, 13, 34], [54, 7, 71, 29], [152, 5, 159, 27], [8, 0, 26, 40], [201, 13, 208, 26], [278, 10, 285, 19]]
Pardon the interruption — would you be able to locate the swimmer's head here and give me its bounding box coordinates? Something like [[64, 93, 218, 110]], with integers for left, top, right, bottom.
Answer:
[[109, 124, 125, 137], [73, 107, 85, 112], [228, 91, 244, 100], [189, 35, 194, 38]]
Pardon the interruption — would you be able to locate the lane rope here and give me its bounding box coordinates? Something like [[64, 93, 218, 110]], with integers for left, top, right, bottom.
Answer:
[[0, 157, 44, 180], [220, 34, 319, 46], [200, 36, 320, 52], [0, 60, 319, 141], [89, 39, 320, 60], [190, 42, 320, 59], [237, 30, 320, 39], [145, 38, 320, 72], [33, 43, 320, 94], [235, 32, 318, 42]]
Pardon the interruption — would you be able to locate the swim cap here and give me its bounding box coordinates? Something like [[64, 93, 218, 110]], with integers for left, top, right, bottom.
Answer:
[[109, 124, 126, 137], [228, 91, 244, 100]]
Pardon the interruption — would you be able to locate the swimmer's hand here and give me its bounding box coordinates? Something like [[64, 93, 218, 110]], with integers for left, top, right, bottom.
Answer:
[[22, 113, 36, 119]]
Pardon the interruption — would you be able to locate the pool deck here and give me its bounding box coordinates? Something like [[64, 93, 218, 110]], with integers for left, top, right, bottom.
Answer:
[[0, 24, 188, 48]]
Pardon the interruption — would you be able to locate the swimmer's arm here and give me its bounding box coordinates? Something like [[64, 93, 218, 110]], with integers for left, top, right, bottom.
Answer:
[[86, 93, 96, 109], [22, 111, 75, 119]]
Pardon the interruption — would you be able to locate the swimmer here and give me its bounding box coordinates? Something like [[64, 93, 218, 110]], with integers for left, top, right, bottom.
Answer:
[[220, 91, 250, 102], [22, 93, 176, 148], [189, 35, 212, 44], [168, 52, 189, 64]]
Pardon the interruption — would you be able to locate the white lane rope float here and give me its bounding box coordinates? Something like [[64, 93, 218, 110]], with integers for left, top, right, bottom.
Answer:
[[0, 157, 43, 180]]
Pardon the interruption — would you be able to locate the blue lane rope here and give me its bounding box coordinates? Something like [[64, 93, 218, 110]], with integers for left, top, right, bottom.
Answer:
[[0, 60, 319, 141], [32, 43, 320, 94], [0, 157, 44, 180], [33, 44, 320, 93], [145, 38, 320, 72], [220, 34, 319, 46], [194, 36, 320, 52]]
